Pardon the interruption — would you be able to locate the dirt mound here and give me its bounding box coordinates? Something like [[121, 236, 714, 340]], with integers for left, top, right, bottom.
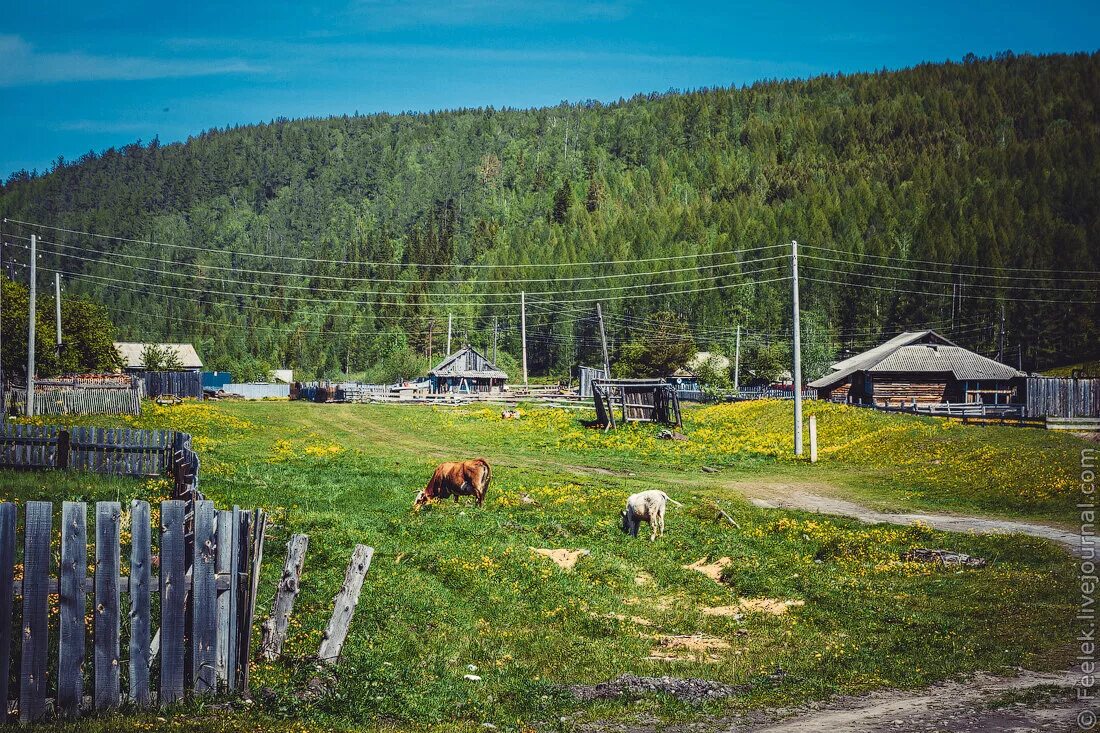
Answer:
[[646, 633, 731, 662], [569, 674, 746, 703], [532, 548, 590, 570], [684, 557, 732, 582], [705, 598, 805, 617]]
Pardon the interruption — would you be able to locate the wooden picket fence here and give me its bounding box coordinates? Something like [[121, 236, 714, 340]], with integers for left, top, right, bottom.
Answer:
[[0, 426, 200, 502], [142, 372, 203, 400], [5, 386, 142, 416], [0, 499, 266, 722]]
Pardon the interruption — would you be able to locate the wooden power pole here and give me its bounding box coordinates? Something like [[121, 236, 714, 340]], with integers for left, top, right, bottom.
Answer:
[[26, 234, 36, 417], [520, 291, 528, 387], [596, 302, 611, 377], [791, 240, 803, 457], [54, 273, 62, 358], [733, 323, 741, 391], [446, 313, 453, 356]]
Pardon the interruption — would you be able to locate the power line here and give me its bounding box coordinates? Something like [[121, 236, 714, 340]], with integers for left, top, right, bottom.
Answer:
[[4, 218, 788, 270], [801, 243, 1100, 277], [802, 252, 1100, 285]]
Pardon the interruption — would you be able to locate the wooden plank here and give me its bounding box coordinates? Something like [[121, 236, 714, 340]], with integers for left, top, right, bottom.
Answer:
[[192, 500, 218, 694], [95, 501, 122, 710], [19, 501, 52, 723], [214, 509, 234, 687], [238, 510, 266, 695], [159, 500, 187, 706], [260, 534, 309, 660], [129, 500, 152, 705], [318, 545, 374, 665], [58, 501, 88, 717], [0, 503, 16, 723], [226, 507, 242, 691]]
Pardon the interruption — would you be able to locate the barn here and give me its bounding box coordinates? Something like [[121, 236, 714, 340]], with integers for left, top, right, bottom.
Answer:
[[428, 346, 508, 394], [114, 342, 203, 373], [810, 331, 1025, 406]]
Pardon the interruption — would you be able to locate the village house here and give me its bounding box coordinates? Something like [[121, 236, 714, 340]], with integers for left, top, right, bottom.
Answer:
[[113, 342, 204, 373], [428, 346, 508, 394], [809, 331, 1025, 406]]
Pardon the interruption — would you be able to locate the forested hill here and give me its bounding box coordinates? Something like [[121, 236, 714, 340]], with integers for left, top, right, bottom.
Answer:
[[1, 51, 1098, 381]]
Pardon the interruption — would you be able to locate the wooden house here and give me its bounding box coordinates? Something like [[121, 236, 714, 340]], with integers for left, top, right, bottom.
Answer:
[[810, 331, 1025, 406], [428, 346, 508, 394]]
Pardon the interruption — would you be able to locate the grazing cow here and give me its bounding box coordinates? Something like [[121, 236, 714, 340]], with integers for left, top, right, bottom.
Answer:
[[620, 490, 682, 541], [413, 458, 492, 507]]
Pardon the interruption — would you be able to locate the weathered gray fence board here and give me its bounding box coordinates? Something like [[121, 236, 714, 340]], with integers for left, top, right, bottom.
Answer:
[[1026, 377, 1100, 418], [260, 534, 309, 661], [318, 545, 373, 665], [129, 500, 152, 705], [95, 502, 122, 710], [58, 502, 88, 717], [19, 501, 52, 723], [192, 501, 218, 694], [215, 509, 236, 688], [160, 500, 187, 706], [0, 503, 16, 722]]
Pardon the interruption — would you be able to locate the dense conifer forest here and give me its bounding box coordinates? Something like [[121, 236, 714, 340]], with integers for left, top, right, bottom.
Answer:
[[1, 51, 1097, 380]]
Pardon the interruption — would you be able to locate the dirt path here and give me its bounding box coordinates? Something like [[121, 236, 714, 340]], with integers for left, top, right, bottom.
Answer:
[[729, 481, 1080, 554], [741, 668, 1084, 733]]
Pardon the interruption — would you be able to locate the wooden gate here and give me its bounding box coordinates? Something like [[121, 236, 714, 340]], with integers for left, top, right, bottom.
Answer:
[[0, 499, 265, 723]]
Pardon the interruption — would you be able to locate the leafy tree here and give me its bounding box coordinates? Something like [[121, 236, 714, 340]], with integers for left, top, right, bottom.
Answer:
[[613, 311, 696, 377], [140, 343, 184, 371]]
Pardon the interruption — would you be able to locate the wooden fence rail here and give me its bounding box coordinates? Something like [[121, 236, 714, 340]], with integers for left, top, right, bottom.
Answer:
[[5, 387, 142, 417], [143, 372, 203, 400], [0, 500, 265, 723]]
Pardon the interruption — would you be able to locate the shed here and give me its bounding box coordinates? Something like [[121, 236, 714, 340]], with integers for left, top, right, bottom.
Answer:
[[810, 331, 1025, 406], [114, 342, 203, 372], [591, 378, 681, 429], [428, 346, 508, 394]]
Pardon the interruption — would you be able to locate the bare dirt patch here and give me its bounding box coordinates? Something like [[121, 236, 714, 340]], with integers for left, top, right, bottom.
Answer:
[[569, 674, 746, 703], [683, 557, 732, 583], [633, 572, 654, 586], [532, 548, 590, 570], [646, 634, 731, 662]]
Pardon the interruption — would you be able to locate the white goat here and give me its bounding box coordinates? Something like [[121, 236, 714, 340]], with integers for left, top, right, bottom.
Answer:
[[620, 490, 683, 541]]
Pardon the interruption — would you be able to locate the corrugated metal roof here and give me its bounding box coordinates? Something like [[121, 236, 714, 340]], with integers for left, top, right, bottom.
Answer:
[[114, 342, 203, 369], [871, 345, 1024, 380], [429, 346, 508, 380]]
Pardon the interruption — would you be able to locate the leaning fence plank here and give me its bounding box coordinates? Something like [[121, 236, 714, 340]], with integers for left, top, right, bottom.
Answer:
[[160, 500, 187, 705], [233, 509, 252, 691], [129, 500, 152, 705], [215, 509, 235, 687], [95, 502, 122, 710], [318, 544, 373, 665], [260, 534, 309, 660], [192, 500, 218, 694], [0, 503, 16, 722], [59, 501, 88, 717], [238, 509, 266, 696], [19, 501, 52, 722]]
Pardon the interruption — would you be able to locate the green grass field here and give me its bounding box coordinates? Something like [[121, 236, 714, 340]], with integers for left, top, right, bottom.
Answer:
[[2, 399, 1088, 732]]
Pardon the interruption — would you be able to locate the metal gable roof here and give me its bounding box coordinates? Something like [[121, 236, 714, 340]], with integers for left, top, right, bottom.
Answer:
[[113, 342, 203, 369], [807, 330, 1013, 389], [870, 345, 1024, 381]]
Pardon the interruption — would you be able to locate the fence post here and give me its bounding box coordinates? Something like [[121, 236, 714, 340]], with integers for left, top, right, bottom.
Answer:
[[58, 501, 88, 717], [215, 509, 237, 689], [261, 534, 309, 660], [56, 429, 71, 469], [130, 500, 152, 705], [318, 545, 374, 665], [809, 414, 818, 463]]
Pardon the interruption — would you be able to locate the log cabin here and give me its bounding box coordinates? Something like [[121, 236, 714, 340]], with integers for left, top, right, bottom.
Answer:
[[809, 331, 1025, 407], [428, 346, 508, 394]]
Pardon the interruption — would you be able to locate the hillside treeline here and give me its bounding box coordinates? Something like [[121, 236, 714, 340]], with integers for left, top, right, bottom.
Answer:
[[1, 51, 1097, 380]]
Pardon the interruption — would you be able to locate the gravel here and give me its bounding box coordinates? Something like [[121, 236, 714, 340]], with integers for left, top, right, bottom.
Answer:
[[569, 674, 747, 703]]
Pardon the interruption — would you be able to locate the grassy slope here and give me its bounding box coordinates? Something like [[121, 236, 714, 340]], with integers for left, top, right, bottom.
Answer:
[[3, 399, 1084, 732]]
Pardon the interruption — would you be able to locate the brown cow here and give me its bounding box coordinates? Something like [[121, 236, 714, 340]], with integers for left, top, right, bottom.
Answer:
[[413, 458, 492, 507]]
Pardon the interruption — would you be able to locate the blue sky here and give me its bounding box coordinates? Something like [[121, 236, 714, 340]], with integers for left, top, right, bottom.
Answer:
[[1, 1, 1096, 179]]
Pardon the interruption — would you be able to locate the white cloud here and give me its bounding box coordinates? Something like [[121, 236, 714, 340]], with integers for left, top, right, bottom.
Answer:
[[0, 35, 262, 87]]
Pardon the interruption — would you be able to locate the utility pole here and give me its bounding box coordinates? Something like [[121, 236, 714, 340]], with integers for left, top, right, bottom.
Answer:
[[596, 302, 611, 377], [520, 291, 528, 388], [791, 240, 803, 456], [492, 316, 499, 366], [427, 318, 435, 363], [54, 273, 62, 359], [26, 234, 36, 417], [733, 323, 741, 391], [998, 303, 1005, 363], [446, 313, 453, 356]]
